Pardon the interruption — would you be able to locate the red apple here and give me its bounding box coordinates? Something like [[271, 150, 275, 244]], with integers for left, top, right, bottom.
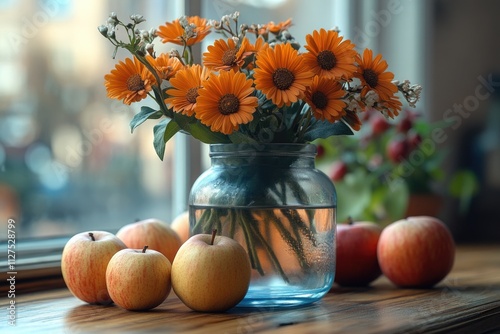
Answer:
[[334, 218, 382, 286], [171, 230, 251, 312], [106, 246, 172, 311], [116, 218, 182, 263], [377, 216, 455, 288], [61, 231, 127, 304], [329, 161, 348, 182]]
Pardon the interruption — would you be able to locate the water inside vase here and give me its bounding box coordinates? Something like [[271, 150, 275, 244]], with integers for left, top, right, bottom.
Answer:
[[189, 205, 336, 308]]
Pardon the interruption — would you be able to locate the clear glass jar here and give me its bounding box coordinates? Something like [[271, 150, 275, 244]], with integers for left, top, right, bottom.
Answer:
[[188, 143, 336, 308]]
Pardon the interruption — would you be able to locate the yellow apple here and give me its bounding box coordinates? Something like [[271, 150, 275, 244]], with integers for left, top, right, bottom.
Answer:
[[170, 211, 190, 243], [171, 230, 251, 312], [106, 246, 172, 311], [116, 218, 182, 263], [61, 231, 126, 305]]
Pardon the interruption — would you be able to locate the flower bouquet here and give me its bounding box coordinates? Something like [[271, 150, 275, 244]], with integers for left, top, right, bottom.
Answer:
[[99, 11, 421, 306]]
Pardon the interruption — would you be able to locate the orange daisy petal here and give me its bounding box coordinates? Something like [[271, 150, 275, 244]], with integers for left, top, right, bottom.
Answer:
[[303, 29, 357, 80], [195, 71, 258, 135], [254, 43, 314, 108], [354, 48, 398, 101], [304, 75, 347, 123], [157, 16, 211, 46], [104, 57, 155, 105], [165, 64, 207, 116]]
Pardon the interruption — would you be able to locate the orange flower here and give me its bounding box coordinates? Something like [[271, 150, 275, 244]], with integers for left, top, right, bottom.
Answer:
[[165, 65, 209, 116], [354, 48, 398, 101], [195, 70, 258, 135], [254, 43, 314, 108], [267, 18, 292, 34], [104, 57, 154, 105], [247, 36, 269, 53], [304, 76, 346, 123], [381, 95, 402, 118], [203, 37, 252, 71], [243, 36, 269, 70], [147, 53, 184, 81], [343, 108, 362, 131], [303, 29, 357, 80], [157, 16, 211, 46]]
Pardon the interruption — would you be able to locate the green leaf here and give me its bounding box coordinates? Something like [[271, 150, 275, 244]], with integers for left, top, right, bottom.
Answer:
[[303, 120, 354, 142], [164, 119, 181, 143], [334, 168, 372, 222], [449, 170, 479, 213], [382, 178, 409, 221], [187, 122, 230, 144], [130, 106, 163, 133], [229, 131, 258, 144], [153, 119, 180, 160]]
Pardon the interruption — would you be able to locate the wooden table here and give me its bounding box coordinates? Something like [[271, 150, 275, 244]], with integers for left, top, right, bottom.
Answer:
[[2, 245, 500, 333]]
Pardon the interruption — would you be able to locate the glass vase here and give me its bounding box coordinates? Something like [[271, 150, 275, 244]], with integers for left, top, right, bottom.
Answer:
[[188, 143, 336, 308]]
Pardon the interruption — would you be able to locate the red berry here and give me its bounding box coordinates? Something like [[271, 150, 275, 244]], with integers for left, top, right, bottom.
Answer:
[[316, 144, 325, 159], [408, 132, 422, 150], [330, 161, 348, 181], [386, 138, 410, 163], [397, 117, 413, 133], [371, 115, 391, 135]]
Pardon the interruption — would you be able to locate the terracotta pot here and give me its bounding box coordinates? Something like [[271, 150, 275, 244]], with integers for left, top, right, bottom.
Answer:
[[405, 194, 443, 217]]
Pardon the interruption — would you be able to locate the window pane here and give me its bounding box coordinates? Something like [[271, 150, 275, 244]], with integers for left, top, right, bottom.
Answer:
[[0, 0, 184, 240]]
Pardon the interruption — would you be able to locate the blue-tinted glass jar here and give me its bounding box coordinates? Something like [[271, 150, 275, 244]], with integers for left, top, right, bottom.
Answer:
[[189, 143, 336, 308]]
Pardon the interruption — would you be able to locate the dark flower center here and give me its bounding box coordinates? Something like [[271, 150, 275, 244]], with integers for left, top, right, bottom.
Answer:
[[222, 49, 237, 66], [186, 87, 199, 103], [218, 94, 240, 115], [363, 69, 379, 88], [273, 68, 295, 90], [317, 50, 337, 70], [312, 91, 328, 109], [126, 74, 145, 92]]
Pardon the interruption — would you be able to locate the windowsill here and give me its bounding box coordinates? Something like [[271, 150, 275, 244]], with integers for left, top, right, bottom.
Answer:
[[2, 245, 500, 332], [1, 236, 68, 294]]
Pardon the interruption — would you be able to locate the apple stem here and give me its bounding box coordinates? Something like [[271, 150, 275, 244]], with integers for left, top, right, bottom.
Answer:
[[211, 229, 217, 245], [142, 246, 148, 253], [88, 232, 95, 241], [347, 216, 354, 225]]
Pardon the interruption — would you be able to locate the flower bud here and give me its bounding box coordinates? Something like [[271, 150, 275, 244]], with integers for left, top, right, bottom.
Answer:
[[130, 14, 145, 24], [107, 29, 116, 39], [98, 25, 108, 37]]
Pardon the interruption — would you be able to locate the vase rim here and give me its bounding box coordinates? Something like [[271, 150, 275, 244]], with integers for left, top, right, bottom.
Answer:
[[209, 143, 317, 157]]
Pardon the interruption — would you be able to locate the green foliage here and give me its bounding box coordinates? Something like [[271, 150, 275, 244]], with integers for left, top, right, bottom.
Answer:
[[316, 111, 479, 223]]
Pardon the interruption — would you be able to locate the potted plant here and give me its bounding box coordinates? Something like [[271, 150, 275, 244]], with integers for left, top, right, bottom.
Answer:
[[316, 109, 478, 224]]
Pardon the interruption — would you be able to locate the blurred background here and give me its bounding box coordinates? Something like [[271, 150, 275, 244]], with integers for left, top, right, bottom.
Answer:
[[0, 0, 499, 243]]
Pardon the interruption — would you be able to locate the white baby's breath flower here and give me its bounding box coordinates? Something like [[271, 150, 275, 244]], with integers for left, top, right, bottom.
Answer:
[[179, 16, 189, 28], [230, 11, 240, 20], [145, 43, 154, 56], [130, 14, 145, 24], [401, 80, 411, 92], [364, 90, 379, 108]]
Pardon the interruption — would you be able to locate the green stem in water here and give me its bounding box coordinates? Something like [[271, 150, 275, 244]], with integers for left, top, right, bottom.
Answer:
[[238, 210, 264, 276]]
